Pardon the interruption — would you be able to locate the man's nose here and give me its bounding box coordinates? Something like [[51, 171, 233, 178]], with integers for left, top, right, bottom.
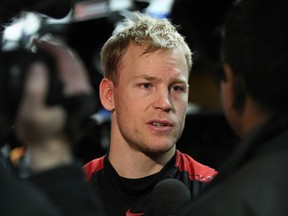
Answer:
[[152, 88, 173, 112]]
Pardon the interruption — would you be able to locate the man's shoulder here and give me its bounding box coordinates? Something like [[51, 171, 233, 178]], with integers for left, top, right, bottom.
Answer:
[[175, 150, 218, 183], [82, 155, 106, 180]]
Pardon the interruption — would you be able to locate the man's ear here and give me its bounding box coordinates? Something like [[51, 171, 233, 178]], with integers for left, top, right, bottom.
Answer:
[[222, 63, 246, 111], [99, 78, 115, 111], [223, 64, 234, 83]]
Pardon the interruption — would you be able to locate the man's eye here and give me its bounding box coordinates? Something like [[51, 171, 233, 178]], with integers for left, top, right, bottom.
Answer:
[[141, 83, 152, 89], [171, 85, 186, 92]]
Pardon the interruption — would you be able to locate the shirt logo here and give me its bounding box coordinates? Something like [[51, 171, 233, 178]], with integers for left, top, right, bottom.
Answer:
[[126, 209, 144, 216]]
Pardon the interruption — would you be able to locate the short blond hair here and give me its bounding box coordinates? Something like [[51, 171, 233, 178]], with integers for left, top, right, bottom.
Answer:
[[100, 12, 192, 85]]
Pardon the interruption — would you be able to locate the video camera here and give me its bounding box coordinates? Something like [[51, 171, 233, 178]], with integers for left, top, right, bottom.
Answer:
[[0, 0, 97, 144]]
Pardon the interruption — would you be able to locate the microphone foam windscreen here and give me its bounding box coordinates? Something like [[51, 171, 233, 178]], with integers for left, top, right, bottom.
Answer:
[[152, 179, 191, 216]]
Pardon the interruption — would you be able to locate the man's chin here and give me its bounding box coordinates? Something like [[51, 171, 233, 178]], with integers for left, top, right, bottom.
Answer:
[[143, 144, 176, 158]]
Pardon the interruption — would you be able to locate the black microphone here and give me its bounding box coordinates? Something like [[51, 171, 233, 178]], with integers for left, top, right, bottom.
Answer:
[[152, 179, 191, 216]]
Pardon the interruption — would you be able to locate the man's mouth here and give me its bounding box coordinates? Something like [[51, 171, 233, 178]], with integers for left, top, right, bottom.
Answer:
[[149, 120, 173, 127], [152, 122, 168, 127]]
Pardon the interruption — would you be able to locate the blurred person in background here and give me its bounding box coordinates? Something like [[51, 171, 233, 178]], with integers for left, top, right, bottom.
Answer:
[[0, 39, 104, 215], [177, 0, 288, 215]]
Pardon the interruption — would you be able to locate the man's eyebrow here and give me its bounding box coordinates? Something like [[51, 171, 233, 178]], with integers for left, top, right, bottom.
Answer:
[[131, 75, 188, 85], [131, 75, 160, 82], [172, 77, 189, 85]]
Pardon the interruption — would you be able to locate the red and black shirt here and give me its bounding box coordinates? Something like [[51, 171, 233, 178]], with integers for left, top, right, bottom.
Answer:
[[83, 150, 217, 215]]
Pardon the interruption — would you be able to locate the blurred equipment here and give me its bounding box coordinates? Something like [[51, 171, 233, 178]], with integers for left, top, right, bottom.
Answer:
[[0, 0, 98, 148]]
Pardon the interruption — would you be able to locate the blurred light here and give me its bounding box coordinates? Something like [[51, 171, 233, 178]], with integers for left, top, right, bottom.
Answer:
[[3, 13, 41, 40], [2, 13, 41, 50], [109, 0, 132, 11], [73, 0, 109, 21], [145, 0, 175, 18]]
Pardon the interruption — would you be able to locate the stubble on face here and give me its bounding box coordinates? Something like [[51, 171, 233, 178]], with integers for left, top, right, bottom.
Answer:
[[112, 44, 189, 157]]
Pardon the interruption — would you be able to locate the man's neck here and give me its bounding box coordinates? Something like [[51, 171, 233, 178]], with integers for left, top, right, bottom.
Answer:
[[108, 145, 175, 179]]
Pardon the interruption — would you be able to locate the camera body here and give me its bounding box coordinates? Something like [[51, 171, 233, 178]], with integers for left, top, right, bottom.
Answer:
[[0, 14, 65, 145], [0, 11, 65, 129], [0, 0, 74, 122], [0, 1, 98, 146], [0, 46, 64, 119]]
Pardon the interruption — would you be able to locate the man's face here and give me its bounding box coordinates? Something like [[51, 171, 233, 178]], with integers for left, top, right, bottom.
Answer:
[[112, 44, 189, 155]]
